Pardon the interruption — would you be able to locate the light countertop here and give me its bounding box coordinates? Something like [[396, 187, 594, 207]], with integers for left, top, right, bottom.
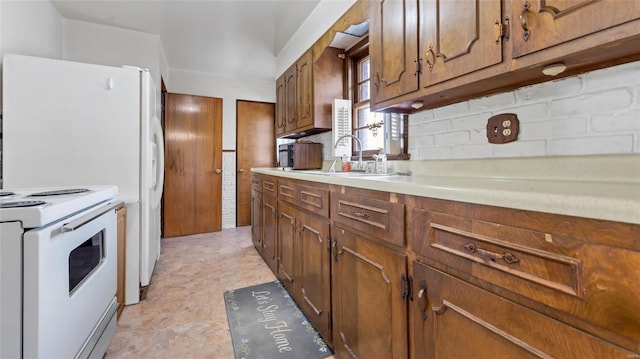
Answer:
[[252, 154, 640, 225]]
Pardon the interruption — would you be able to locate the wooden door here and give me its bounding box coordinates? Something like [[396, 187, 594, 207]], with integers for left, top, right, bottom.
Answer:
[[511, 0, 640, 58], [370, 0, 419, 105], [418, 0, 503, 87], [277, 201, 297, 291], [284, 65, 298, 133], [164, 93, 222, 237], [275, 76, 286, 137], [411, 262, 633, 358], [332, 224, 408, 359], [236, 100, 275, 227], [299, 211, 332, 346], [296, 49, 313, 129]]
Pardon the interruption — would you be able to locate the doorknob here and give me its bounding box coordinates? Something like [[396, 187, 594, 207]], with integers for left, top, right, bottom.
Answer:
[[215, 169, 222, 174]]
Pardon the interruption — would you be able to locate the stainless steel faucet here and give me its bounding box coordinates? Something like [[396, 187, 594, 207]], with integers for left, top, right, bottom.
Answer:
[[334, 134, 363, 171]]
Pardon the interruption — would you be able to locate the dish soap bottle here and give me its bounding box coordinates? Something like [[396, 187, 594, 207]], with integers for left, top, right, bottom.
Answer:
[[341, 154, 351, 172], [375, 150, 387, 174]]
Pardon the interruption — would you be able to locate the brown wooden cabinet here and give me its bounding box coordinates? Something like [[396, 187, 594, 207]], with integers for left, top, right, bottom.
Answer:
[[261, 178, 278, 273], [369, 0, 640, 112], [275, 178, 333, 346], [411, 262, 633, 358], [275, 47, 344, 139], [251, 174, 263, 253], [116, 204, 127, 319], [407, 196, 640, 355], [369, 0, 419, 105], [284, 65, 297, 134], [418, 0, 503, 87], [275, 75, 286, 137], [298, 211, 332, 345], [331, 223, 408, 359], [277, 201, 297, 290], [511, 0, 640, 58]]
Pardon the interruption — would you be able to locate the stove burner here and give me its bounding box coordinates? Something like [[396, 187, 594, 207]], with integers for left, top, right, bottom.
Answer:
[[0, 191, 16, 197], [0, 200, 47, 208], [29, 188, 90, 197]]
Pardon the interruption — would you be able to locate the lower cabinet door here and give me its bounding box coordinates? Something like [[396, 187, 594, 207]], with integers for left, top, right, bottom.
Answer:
[[411, 261, 635, 359], [251, 189, 263, 252], [332, 224, 408, 359], [277, 202, 297, 291], [261, 194, 278, 273], [298, 212, 332, 346]]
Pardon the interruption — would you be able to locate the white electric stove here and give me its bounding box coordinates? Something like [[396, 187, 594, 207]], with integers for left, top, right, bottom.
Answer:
[[0, 185, 120, 359]]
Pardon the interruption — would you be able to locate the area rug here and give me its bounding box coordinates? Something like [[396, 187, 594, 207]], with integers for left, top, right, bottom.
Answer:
[[223, 280, 332, 359]]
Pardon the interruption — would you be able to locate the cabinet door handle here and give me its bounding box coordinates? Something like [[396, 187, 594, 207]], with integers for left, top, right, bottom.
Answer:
[[520, 0, 531, 41], [417, 281, 428, 320], [464, 242, 520, 265], [354, 211, 369, 219], [332, 239, 338, 262], [425, 44, 436, 72]]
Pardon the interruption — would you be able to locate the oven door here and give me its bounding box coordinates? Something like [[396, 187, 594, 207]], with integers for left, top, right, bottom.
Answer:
[[22, 202, 117, 359]]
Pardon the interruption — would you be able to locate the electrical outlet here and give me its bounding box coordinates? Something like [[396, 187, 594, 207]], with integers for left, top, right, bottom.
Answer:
[[487, 113, 519, 144]]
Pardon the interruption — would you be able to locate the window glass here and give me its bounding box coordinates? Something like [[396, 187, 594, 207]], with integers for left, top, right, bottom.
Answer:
[[350, 52, 408, 159]]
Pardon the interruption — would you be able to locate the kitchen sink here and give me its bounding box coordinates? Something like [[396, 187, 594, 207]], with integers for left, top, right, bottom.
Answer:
[[293, 170, 400, 178]]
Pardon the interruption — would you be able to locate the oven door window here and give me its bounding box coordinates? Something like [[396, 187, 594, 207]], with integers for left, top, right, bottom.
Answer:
[[68, 230, 105, 294]]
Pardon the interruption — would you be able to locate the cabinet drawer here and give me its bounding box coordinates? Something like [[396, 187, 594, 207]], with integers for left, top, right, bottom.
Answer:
[[296, 182, 329, 218], [251, 174, 262, 192], [410, 203, 640, 352], [332, 190, 404, 247], [277, 179, 296, 205], [262, 177, 277, 196], [412, 262, 635, 358]]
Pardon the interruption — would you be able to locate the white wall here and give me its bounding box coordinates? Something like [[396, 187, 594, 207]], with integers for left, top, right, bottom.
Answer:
[[0, 0, 64, 108], [63, 19, 168, 89], [408, 61, 640, 159], [276, 0, 356, 78]]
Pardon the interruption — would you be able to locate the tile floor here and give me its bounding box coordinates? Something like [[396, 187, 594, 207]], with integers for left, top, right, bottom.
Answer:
[[106, 226, 280, 358]]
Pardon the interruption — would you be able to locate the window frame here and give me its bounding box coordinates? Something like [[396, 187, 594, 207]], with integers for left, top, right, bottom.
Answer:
[[345, 39, 410, 161]]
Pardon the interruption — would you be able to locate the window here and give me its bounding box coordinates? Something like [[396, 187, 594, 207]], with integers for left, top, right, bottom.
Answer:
[[349, 46, 409, 160]]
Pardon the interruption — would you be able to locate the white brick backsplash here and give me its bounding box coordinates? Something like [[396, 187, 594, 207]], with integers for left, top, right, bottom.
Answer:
[[222, 152, 236, 229], [515, 76, 583, 102], [584, 61, 640, 92], [493, 140, 547, 157], [550, 89, 633, 116], [591, 109, 640, 132], [548, 135, 634, 155], [520, 117, 588, 139], [405, 61, 640, 159], [435, 131, 470, 146], [433, 101, 470, 118], [469, 92, 516, 111]]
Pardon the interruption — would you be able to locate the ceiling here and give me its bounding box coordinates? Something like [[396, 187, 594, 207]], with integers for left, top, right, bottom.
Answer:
[[50, 0, 321, 80]]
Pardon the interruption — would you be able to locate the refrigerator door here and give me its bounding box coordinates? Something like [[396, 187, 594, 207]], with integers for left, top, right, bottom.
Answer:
[[138, 70, 164, 291], [2, 54, 141, 200]]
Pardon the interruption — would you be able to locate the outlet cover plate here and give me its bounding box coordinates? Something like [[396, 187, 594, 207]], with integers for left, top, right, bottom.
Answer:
[[487, 113, 519, 144]]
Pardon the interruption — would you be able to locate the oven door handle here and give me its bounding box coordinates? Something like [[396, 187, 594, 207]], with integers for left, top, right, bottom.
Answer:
[[61, 200, 123, 232]]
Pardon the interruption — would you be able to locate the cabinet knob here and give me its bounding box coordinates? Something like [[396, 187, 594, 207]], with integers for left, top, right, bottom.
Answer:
[[239, 168, 245, 173], [215, 169, 222, 174]]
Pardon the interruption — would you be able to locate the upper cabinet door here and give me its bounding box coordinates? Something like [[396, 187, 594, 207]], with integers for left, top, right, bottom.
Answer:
[[296, 50, 314, 129], [512, 0, 640, 57], [370, 0, 419, 105], [284, 65, 298, 133], [275, 75, 286, 136], [419, 0, 503, 87]]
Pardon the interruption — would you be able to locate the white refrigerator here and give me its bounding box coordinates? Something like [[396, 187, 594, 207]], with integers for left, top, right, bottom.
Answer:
[[2, 54, 165, 305]]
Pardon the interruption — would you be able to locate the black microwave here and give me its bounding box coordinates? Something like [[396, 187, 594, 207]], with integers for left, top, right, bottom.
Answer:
[[278, 143, 322, 169]]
